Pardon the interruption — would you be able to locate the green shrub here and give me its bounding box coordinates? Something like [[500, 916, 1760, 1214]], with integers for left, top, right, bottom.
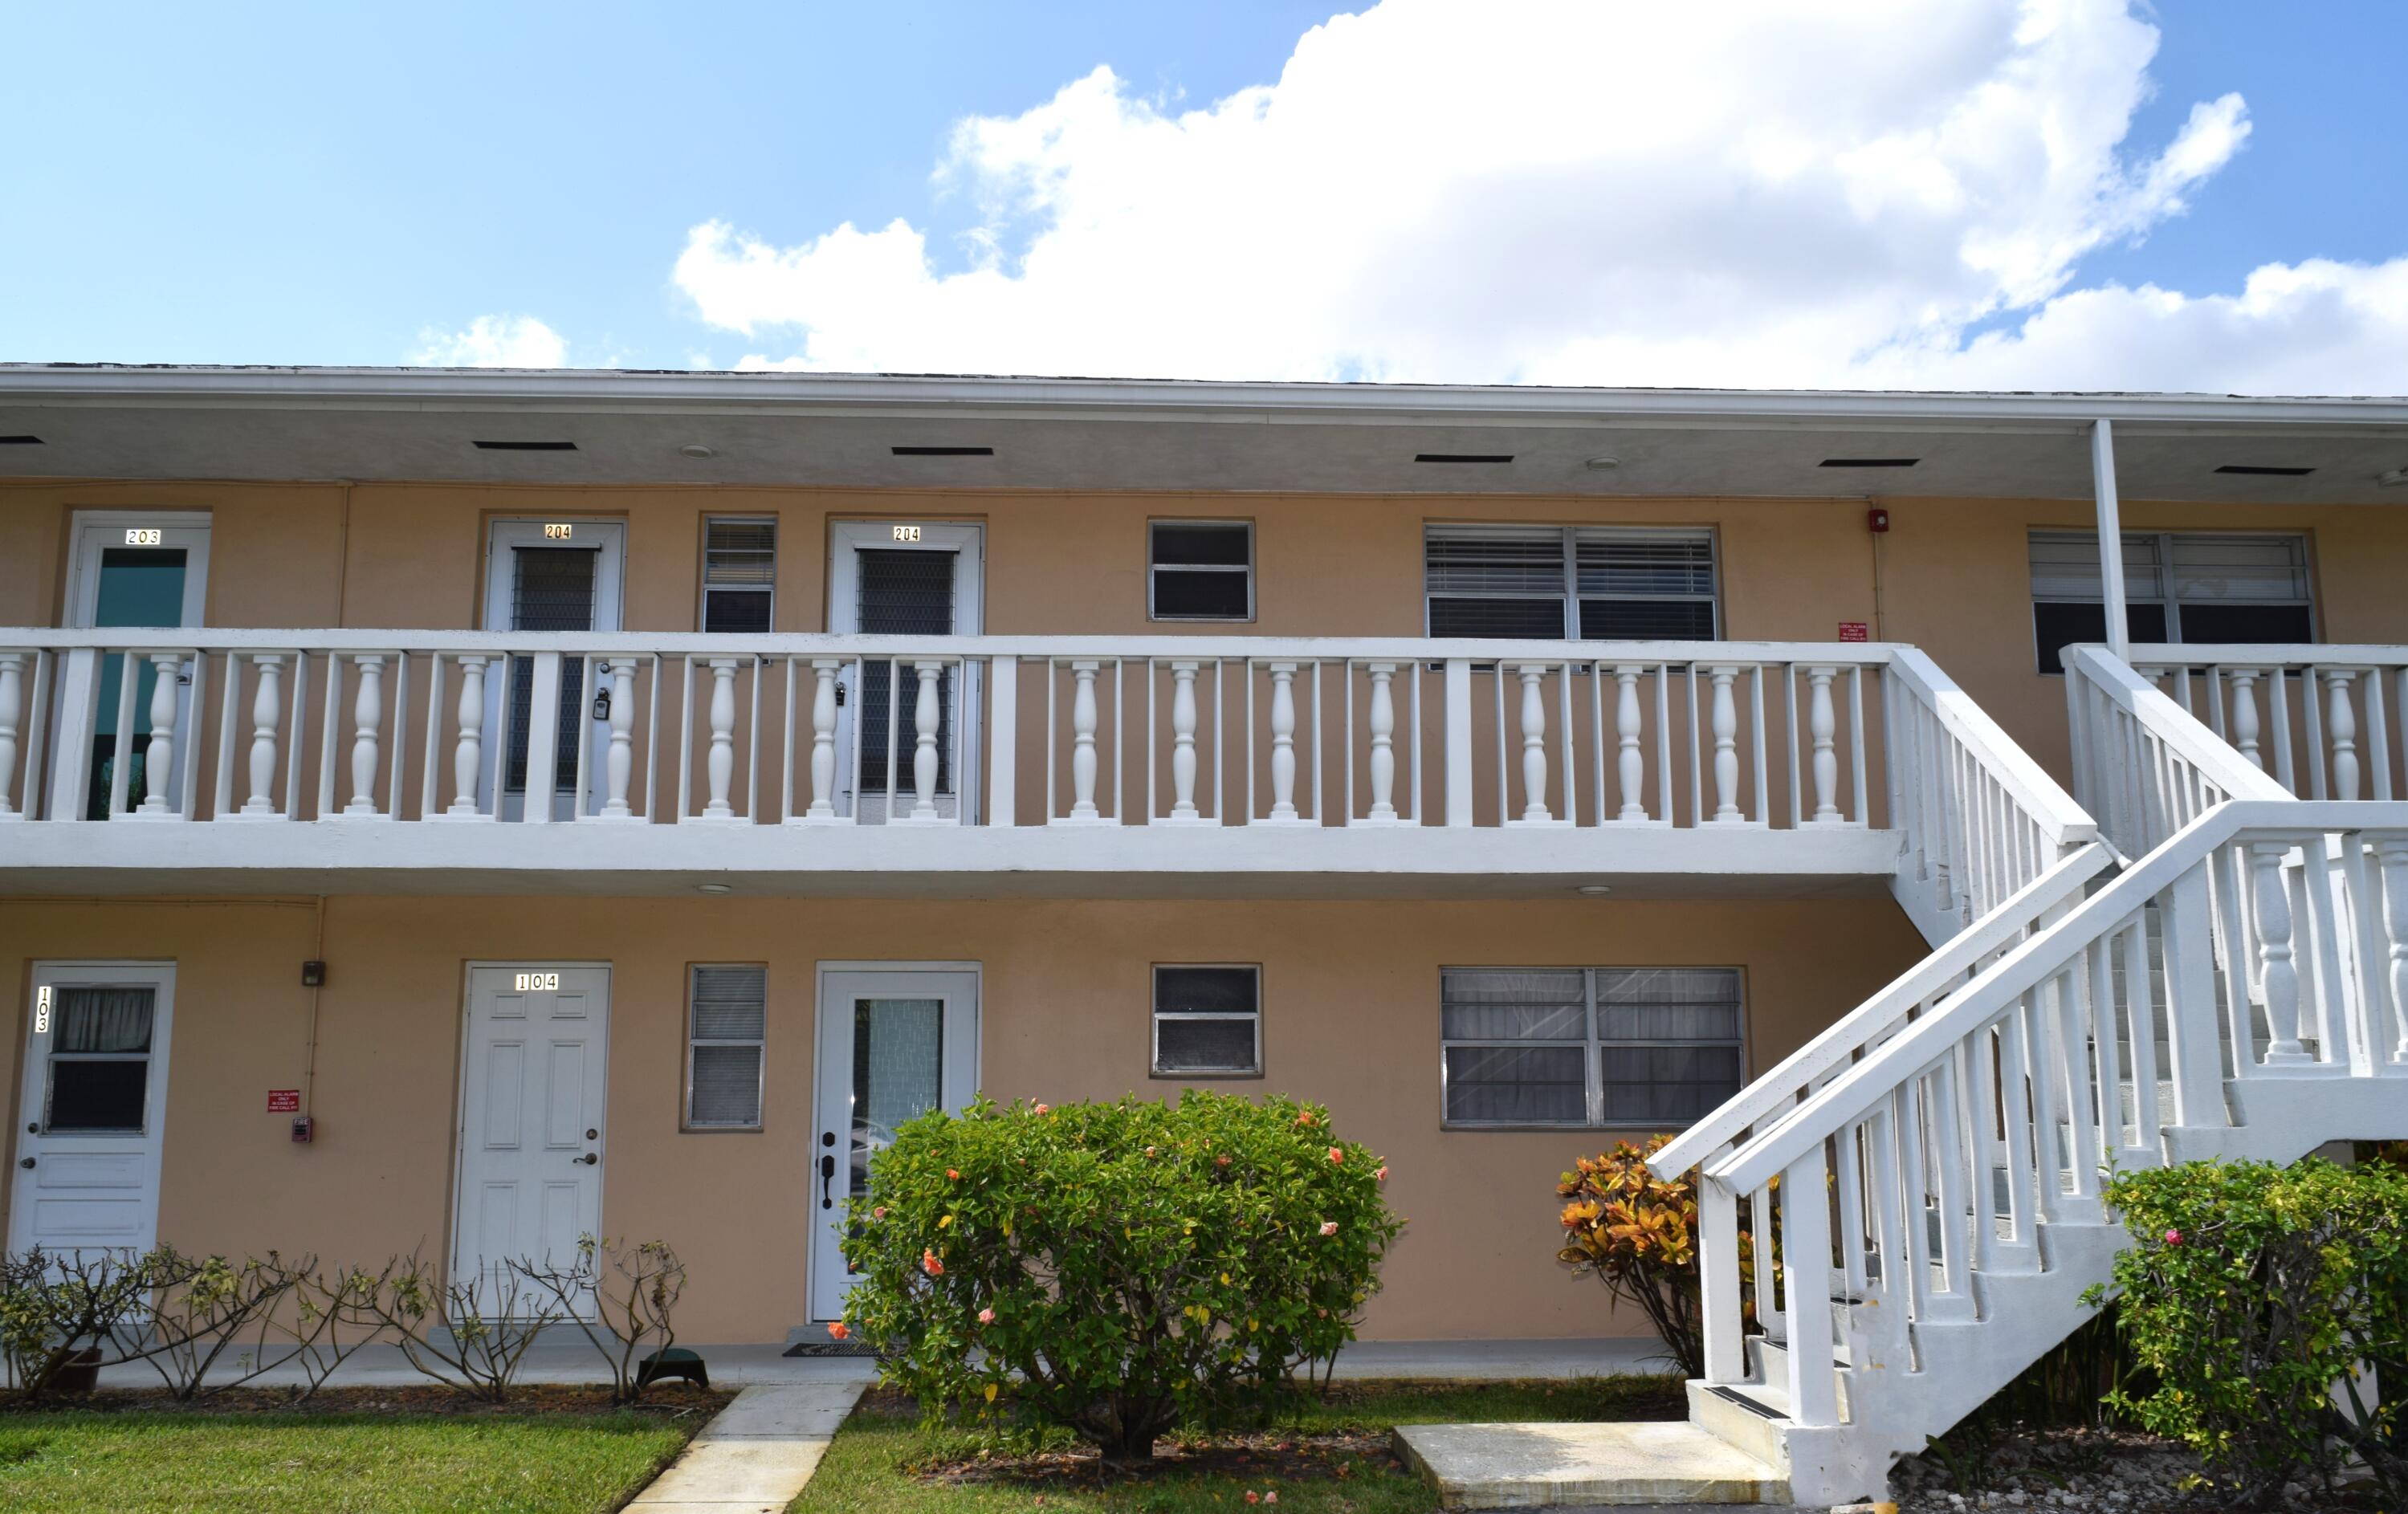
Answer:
[[2091, 1156, 2408, 1506], [835, 1091, 1403, 1463]]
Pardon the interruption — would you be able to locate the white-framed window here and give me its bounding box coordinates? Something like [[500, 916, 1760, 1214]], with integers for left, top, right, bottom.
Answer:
[[1440, 967, 1745, 1128], [684, 964, 767, 1130], [1424, 525, 1718, 641], [1148, 520, 1254, 621], [701, 517, 776, 633], [1151, 964, 1261, 1076], [2029, 531, 2314, 674]]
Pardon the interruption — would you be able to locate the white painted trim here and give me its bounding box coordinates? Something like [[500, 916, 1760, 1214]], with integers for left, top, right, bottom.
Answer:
[[63, 511, 213, 630], [7, 959, 178, 1257], [480, 520, 625, 819]]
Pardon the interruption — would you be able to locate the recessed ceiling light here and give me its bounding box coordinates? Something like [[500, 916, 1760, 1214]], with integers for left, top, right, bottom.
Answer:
[[1575, 884, 1613, 896], [678, 444, 716, 459], [1415, 453, 1514, 464], [1819, 458, 1918, 468], [473, 439, 578, 451], [2379, 467, 2408, 488], [0, 434, 43, 446], [1584, 456, 1621, 470], [891, 445, 994, 457], [696, 882, 733, 895], [2214, 464, 2315, 477]]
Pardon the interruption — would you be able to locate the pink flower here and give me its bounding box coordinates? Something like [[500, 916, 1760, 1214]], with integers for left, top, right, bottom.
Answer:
[[2165, 1228, 2184, 1247], [1216, 1154, 1232, 1168], [1319, 1221, 1338, 1237], [978, 1306, 996, 1325], [826, 1321, 850, 1341], [872, 1206, 886, 1220], [1326, 1147, 1344, 1164], [1265, 1494, 1278, 1505], [1245, 1493, 1260, 1505], [947, 1168, 960, 1180], [1033, 1102, 1050, 1115], [923, 1248, 945, 1277], [1375, 1165, 1388, 1182], [1294, 1110, 1315, 1127]]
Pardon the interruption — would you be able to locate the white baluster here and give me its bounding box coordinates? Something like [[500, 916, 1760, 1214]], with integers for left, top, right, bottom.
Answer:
[[342, 655, 385, 816], [446, 655, 491, 818], [1709, 665, 1742, 822], [1807, 665, 1840, 821], [1167, 661, 1206, 823], [2382, 839, 2408, 1063], [132, 652, 184, 816], [0, 653, 22, 819], [2227, 669, 2262, 769], [1361, 661, 1400, 824], [902, 659, 944, 821], [1066, 660, 1104, 822], [237, 655, 285, 817], [2251, 840, 2309, 1064], [2326, 671, 2360, 800], [598, 657, 638, 820], [1513, 663, 1552, 822], [1615, 665, 1646, 821], [702, 657, 740, 820], [796, 658, 841, 824], [1265, 661, 1302, 823]]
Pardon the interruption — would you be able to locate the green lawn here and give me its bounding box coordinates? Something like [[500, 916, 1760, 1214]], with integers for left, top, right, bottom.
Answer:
[[792, 1377, 1683, 1514], [0, 1410, 695, 1514]]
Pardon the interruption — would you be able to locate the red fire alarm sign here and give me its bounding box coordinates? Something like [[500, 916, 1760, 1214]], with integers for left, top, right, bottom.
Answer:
[[267, 1089, 301, 1113], [1838, 622, 1869, 642]]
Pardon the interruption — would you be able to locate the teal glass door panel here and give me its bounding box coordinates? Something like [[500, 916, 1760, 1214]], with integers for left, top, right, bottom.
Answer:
[[88, 547, 189, 816]]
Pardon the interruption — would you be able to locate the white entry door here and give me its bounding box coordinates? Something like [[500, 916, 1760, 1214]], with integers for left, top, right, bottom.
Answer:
[[827, 521, 984, 823], [453, 965, 610, 1311], [8, 962, 177, 1257], [63, 512, 211, 820], [809, 967, 980, 1322], [481, 520, 625, 820]]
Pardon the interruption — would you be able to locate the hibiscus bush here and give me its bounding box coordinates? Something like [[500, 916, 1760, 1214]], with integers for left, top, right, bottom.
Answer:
[[835, 1091, 1401, 1462], [1557, 1135, 1770, 1378], [2091, 1156, 2408, 1507]]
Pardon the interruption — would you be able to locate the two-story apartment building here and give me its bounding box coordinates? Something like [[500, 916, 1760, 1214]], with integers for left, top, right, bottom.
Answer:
[[3, 367, 2406, 1363]]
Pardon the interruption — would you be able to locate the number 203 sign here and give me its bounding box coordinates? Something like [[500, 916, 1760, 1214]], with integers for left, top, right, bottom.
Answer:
[[514, 971, 560, 992]]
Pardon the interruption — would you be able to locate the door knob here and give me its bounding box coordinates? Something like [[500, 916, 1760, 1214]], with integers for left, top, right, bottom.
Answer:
[[18, 1158, 32, 1169], [820, 1154, 837, 1208], [574, 1153, 597, 1165]]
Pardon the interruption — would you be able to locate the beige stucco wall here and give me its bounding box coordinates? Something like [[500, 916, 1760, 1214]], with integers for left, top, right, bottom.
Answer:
[[10, 477, 2408, 784], [0, 893, 1925, 1342]]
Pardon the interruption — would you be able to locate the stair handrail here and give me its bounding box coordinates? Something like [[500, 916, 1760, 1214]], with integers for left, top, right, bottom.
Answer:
[[1650, 840, 2114, 1176], [2064, 644, 2292, 857], [1712, 796, 2408, 1195], [1889, 646, 2099, 849]]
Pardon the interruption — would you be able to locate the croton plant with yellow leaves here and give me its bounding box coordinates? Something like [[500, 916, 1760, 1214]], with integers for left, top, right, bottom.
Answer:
[[1557, 1134, 1770, 1378]]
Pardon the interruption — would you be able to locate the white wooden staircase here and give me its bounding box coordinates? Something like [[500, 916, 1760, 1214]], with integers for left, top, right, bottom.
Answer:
[[1640, 647, 2408, 1507]]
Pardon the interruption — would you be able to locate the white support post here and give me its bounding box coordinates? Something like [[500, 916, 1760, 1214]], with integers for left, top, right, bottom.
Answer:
[[1615, 664, 1647, 821], [442, 654, 491, 820], [1782, 1146, 1840, 1427], [341, 654, 385, 817], [2381, 840, 2408, 1064], [2326, 670, 2361, 801], [1443, 657, 1473, 827], [2160, 866, 2227, 1127], [1063, 659, 1107, 824], [1699, 1172, 1746, 1383], [1360, 661, 1404, 824], [128, 651, 185, 819], [1511, 661, 1553, 824], [234, 655, 287, 819], [1709, 665, 1742, 822], [1265, 661, 1305, 824], [46, 648, 97, 821], [988, 655, 1017, 828], [521, 652, 562, 825], [2250, 840, 2310, 1064], [794, 657, 843, 824], [2092, 418, 2130, 661], [2228, 669, 2263, 770], [1808, 665, 1840, 821]]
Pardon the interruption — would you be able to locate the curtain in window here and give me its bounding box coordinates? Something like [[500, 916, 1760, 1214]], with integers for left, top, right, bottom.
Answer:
[[55, 987, 155, 1052]]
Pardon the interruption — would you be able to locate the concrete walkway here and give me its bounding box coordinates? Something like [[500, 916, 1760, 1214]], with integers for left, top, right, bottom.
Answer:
[[1394, 1420, 1787, 1508], [628, 1378, 872, 1513]]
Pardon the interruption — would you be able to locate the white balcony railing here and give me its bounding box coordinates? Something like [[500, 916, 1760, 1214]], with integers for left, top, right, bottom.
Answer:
[[2120, 643, 2408, 806], [0, 631, 2087, 901]]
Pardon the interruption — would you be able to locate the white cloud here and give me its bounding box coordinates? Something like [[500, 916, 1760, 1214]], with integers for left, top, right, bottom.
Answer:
[[670, 0, 2408, 395], [410, 314, 569, 368]]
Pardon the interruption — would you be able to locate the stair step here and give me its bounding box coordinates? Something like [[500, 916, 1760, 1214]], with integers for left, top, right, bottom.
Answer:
[[1686, 1380, 1791, 1472], [1393, 1420, 1789, 1508]]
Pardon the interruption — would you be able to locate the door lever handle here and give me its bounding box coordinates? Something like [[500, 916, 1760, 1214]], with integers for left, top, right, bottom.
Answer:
[[820, 1153, 837, 1208], [574, 1152, 597, 1166]]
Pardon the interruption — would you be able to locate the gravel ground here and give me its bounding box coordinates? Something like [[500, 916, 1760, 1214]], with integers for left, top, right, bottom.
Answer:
[[1885, 1424, 2384, 1512]]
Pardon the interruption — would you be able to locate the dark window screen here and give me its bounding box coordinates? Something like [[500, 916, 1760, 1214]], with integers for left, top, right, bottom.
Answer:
[[1149, 523, 1253, 621], [857, 550, 955, 794], [506, 547, 597, 792], [2032, 601, 2170, 674]]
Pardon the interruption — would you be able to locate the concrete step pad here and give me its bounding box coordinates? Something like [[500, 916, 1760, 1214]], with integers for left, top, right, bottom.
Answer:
[[1393, 1420, 1790, 1508]]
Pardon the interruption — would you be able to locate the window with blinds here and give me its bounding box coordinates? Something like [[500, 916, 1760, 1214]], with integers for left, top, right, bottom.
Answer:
[[1149, 521, 1253, 621], [1151, 965, 1261, 1076], [701, 518, 776, 633], [1440, 967, 1744, 1127], [685, 965, 767, 1129], [1425, 526, 1717, 641], [2029, 531, 2313, 673]]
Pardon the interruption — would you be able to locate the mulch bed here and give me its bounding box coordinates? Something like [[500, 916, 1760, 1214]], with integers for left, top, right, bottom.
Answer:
[[0, 1382, 733, 1420], [915, 1427, 1399, 1489], [1891, 1423, 2391, 1512]]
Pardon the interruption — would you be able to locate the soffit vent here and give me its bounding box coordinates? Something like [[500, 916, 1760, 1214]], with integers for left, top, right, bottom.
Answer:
[[1819, 458, 1919, 468], [2214, 464, 2315, 476], [472, 439, 580, 451], [891, 445, 994, 457]]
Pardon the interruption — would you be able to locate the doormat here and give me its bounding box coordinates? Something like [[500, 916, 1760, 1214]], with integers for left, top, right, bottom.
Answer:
[[784, 1341, 882, 1357]]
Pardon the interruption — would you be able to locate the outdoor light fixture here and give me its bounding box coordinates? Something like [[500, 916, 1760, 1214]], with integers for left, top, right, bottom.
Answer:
[[2377, 467, 2408, 488], [1584, 456, 1621, 470], [1576, 884, 1613, 896], [696, 882, 733, 895], [678, 443, 716, 459]]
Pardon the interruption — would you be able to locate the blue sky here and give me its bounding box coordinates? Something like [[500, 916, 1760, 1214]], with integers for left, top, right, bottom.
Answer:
[[5, 1, 2404, 393]]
